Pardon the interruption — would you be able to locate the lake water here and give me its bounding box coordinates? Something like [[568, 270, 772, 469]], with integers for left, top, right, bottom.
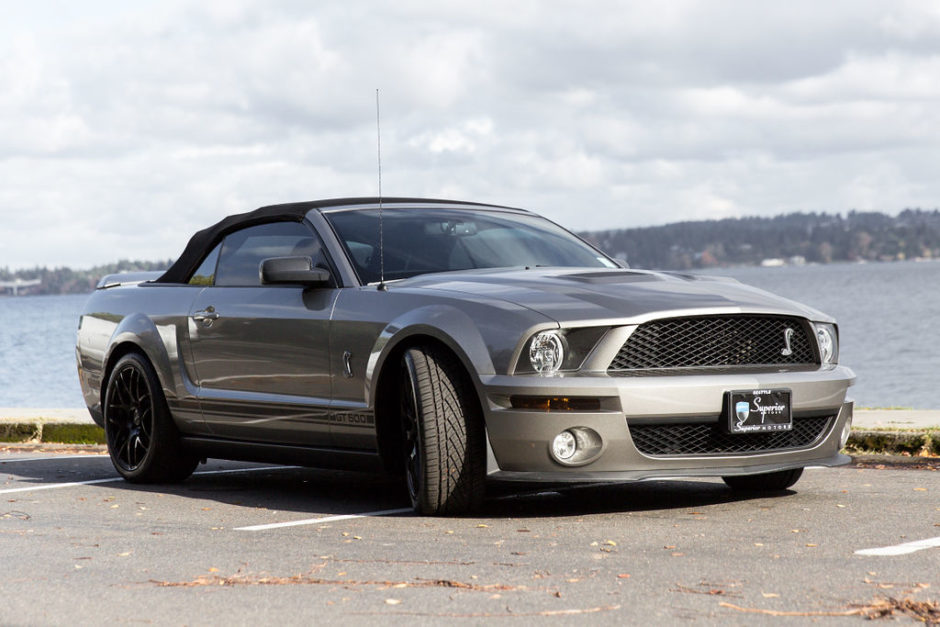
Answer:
[[0, 293, 88, 408], [695, 260, 940, 409], [1, 260, 937, 408]]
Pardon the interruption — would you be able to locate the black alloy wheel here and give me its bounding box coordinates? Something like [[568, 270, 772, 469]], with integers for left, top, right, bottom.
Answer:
[[400, 354, 423, 505], [106, 360, 155, 472], [104, 353, 198, 483]]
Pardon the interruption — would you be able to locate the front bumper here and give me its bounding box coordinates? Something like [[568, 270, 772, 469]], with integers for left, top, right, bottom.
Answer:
[[479, 365, 855, 482]]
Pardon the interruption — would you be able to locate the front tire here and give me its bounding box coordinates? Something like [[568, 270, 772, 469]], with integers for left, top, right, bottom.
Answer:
[[400, 345, 485, 515], [104, 353, 199, 483], [722, 468, 803, 492]]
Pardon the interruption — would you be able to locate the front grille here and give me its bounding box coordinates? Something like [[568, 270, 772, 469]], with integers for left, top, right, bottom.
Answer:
[[627, 415, 833, 457], [609, 315, 817, 373]]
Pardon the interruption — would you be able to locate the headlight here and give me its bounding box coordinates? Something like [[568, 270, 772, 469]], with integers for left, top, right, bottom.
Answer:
[[529, 331, 565, 375], [516, 327, 608, 375], [812, 323, 839, 364]]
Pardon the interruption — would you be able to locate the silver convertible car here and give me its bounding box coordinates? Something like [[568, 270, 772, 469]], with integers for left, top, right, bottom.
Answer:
[[76, 198, 855, 514]]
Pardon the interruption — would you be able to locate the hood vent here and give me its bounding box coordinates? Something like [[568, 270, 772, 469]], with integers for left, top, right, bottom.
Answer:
[[560, 271, 660, 284]]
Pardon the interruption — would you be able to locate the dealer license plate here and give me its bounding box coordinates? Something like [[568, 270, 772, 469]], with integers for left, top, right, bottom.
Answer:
[[726, 389, 792, 434]]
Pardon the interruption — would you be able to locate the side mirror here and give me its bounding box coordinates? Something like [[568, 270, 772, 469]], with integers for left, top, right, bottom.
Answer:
[[260, 256, 331, 286]]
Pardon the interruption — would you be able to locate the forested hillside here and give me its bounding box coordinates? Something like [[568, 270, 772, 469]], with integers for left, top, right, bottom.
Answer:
[[0, 260, 171, 295], [582, 209, 940, 270], [3, 209, 940, 294]]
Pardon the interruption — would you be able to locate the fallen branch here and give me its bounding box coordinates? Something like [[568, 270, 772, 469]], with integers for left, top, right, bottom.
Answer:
[[853, 597, 940, 622], [353, 604, 622, 617], [673, 583, 738, 597], [151, 574, 540, 593], [721, 596, 940, 621], [0, 511, 31, 521], [324, 557, 476, 566], [720, 602, 862, 618]]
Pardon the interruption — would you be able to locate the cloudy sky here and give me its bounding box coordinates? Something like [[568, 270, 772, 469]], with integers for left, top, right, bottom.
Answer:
[[3, 0, 940, 268]]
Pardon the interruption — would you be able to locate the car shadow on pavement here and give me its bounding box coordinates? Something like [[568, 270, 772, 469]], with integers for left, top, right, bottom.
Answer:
[[2, 455, 795, 519], [114, 464, 412, 515], [478, 479, 796, 519], [130, 466, 792, 519], [0, 455, 409, 515]]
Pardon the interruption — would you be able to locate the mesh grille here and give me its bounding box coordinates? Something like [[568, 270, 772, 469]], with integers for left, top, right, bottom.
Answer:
[[609, 315, 817, 373], [627, 415, 833, 457]]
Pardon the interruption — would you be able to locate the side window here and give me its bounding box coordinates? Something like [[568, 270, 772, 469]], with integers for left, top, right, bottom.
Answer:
[[214, 221, 331, 287], [188, 243, 221, 286]]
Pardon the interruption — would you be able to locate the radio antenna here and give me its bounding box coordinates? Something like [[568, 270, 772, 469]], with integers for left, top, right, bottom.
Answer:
[[375, 88, 387, 291]]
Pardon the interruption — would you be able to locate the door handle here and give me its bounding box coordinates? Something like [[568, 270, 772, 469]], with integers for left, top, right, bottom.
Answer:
[[192, 307, 220, 327]]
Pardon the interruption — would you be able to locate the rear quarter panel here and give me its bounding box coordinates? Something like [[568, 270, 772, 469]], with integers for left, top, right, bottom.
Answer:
[[77, 284, 206, 433]]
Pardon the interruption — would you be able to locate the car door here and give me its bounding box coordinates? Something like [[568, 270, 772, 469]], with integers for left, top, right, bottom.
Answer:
[[186, 220, 339, 445]]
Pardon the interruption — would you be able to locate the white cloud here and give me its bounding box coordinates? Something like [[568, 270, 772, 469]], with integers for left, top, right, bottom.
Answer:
[[408, 118, 493, 154], [1, 0, 940, 268]]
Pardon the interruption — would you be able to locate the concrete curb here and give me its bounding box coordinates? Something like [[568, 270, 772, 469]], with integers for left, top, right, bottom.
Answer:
[[845, 429, 939, 457], [1, 409, 939, 456], [0, 410, 105, 445], [0, 421, 105, 445]]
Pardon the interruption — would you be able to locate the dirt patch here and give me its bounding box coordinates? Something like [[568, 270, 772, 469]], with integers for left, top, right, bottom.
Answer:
[[852, 455, 940, 471], [0, 443, 107, 455], [721, 596, 939, 622]]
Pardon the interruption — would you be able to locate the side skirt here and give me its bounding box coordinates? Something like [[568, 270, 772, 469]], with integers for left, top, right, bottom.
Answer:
[[180, 437, 385, 473]]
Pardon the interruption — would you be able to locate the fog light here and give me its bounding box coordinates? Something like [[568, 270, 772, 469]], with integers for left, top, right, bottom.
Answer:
[[551, 430, 577, 461], [548, 427, 605, 466]]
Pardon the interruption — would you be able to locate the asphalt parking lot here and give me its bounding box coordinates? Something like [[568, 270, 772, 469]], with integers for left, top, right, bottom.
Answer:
[[1, 448, 938, 625]]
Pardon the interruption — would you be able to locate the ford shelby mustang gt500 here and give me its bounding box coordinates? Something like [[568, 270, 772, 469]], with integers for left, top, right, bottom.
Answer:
[[76, 198, 855, 514]]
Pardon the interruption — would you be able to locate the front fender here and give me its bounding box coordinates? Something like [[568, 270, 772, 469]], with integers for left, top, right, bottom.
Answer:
[[365, 304, 495, 405]]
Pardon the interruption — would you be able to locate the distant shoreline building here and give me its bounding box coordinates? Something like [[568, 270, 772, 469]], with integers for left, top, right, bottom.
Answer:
[[760, 256, 806, 268], [0, 278, 41, 296]]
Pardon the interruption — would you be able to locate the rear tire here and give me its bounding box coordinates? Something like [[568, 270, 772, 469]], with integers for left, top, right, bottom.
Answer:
[[400, 345, 485, 515], [722, 468, 803, 492], [104, 353, 199, 483]]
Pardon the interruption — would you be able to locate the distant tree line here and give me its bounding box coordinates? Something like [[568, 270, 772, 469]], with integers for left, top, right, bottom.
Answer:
[[3, 209, 940, 294], [581, 209, 940, 270], [0, 260, 171, 296]]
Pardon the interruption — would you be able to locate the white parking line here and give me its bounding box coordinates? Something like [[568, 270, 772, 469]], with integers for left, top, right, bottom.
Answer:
[[236, 482, 685, 532], [0, 477, 122, 495], [0, 465, 299, 495], [0, 455, 108, 463], [236, 507, 413, 531], [855, 536, 940, 556]]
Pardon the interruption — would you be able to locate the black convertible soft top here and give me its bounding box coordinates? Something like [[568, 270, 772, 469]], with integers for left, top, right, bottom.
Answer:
[[155, 197, 516, 284]]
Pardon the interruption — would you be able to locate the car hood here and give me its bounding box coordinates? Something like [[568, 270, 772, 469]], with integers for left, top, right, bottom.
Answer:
[[396, 267, 833, 325]]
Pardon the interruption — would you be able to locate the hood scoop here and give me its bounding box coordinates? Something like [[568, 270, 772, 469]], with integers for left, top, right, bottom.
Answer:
[[559, 270, 661, 285]]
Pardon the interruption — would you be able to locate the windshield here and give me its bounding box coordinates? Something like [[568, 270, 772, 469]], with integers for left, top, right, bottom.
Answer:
[[323, 207, 616, 284]]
